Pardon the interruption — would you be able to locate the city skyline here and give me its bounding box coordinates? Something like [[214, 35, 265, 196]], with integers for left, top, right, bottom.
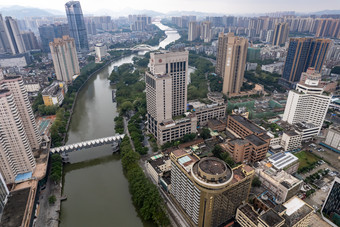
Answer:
[[0, 0, 339, 16]]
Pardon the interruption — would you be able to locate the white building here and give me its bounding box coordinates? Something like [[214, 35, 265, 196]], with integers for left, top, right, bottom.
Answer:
[[283, 68, 331, 138], [95, 43, 107, 62], [281, 130, 302, 151], [324, 126, 340, 152]]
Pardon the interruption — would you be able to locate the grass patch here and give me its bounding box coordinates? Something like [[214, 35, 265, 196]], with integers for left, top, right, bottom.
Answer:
[[294, 150, 321, 173]]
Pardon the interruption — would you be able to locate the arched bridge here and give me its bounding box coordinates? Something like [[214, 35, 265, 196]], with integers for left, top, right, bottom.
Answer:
[[131, 44, 155, 51], [50, 134, 125, 153]]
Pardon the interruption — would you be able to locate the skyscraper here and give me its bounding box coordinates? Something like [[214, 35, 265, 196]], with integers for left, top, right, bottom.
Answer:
[[200, 21, 212, 43], [272, 22, 289, 46], [0, 76, 42, 150], [0, 15, 26, 55], [0, 89, 36, 184], [170, 150, 254, 226], [0, 14, 12, 54], [188, 21, 199, 41], [322, 177, 340, 226], [216, 33, 248, 95], [65, 1, 88, 51], [315, 18, 340, 39], [281, 38, 331, 85], [283, 68, 331, 138], [39, 24, 70, 52], [21, 31, 39, 51], [0, 172, 9, 215], [50, 36, 80, 82], [146, 51, 198, 144]]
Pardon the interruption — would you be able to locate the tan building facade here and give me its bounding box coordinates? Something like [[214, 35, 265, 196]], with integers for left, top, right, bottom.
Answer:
[[0, 76, 41, 150], [216, 33, 248, 96], [170, 149, 254, 227], [0, 90, 36, 184], [50, 35, 80, 82], [272, 22, 289, 46]]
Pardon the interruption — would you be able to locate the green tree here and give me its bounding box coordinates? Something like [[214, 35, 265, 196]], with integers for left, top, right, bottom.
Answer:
[[252, 176, 261, 187], [49, 195, 56, 205], [201, 128, 211, 140]]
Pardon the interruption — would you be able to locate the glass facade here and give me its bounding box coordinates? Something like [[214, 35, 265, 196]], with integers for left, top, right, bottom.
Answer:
[[65, 1, 88, 51]]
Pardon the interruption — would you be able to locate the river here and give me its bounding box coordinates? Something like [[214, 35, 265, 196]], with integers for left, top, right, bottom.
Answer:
[[59, 22, 180, 227]]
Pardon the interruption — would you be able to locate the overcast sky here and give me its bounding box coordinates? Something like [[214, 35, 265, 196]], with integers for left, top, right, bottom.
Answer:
[[0, 0, 338, 14]]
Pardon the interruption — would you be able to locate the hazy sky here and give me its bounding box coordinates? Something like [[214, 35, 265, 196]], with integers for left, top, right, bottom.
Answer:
[[0, 0, 338, 14]]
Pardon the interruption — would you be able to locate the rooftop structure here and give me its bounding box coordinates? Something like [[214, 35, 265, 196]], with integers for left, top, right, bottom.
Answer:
[[268, 152, 299, 174], [42, 81, 67, 106]]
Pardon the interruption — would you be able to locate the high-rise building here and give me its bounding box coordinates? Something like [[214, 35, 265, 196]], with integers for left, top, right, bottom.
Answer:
[[315, 18, 340, 39], [49, 36, 80, 82], [0, 15, 26, 54], [322, 177, 340, 226], [0, 15, 12, 54], [200, 21, 212, 43], [266, 29, 274, 43], [129, 15, 152, 31], [0, 172, 9, 215], [0, 89, 36, 184], [283, 68, 331, 137], [39, 24, 70, 52], [188, 21, 199, 41], [21, 31, 39, 51], [0, 76, 41, 150], [281, 38, 331, 85], [216, 33, 248, 95], [272, 22, 289, 46], [146, 51, 198, 144], [170, 149, 254, 226], [95, 43, 107, 62], [65, 1, 88, 51]]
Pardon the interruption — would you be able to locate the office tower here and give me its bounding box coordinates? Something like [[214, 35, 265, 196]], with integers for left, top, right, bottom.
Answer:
[[0, 172, 9, 215], [146, 51, 198, 145], [200, 21, 212, 43], [39, 24, 70, 52], [216, 33, 248, 95], [65, 1, 88, 51], [50, 36, 80, 82], [1, 16, 26, 54], [0, 15, 12, 54], [21, 31, 39, 51], [170, 150, 254, 226], [0, 89, 36, 184], [316, 18, 340, 39], [272, 22, 289, 46], [283, 68, 331, 137], [188, 21, 199, 41], [322, 177, 340, 226], [0, 76, 41, 150], [86, 21, 96, 35], [281, 38, 331, 85]]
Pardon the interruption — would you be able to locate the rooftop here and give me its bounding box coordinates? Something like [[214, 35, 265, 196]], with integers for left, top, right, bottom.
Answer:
[[229, 138, 249, 146], [245, 134, 267, 147], [283, 197, 313, 226], [230, 115, 265, 134], [1, 188, 31, 227], [238, 204, 259, 225], [259, 209, 285, 227], [148, 155, 169, 174], [268, 152, 299, 170], [198, 157, 226, 175]]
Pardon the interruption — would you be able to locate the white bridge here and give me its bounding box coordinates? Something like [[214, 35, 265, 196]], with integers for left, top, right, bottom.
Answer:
[[131, 44, 155, 51], [50, 134, 125, 153]]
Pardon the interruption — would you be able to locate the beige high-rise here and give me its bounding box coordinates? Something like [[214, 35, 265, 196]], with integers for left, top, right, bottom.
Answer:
[[200, 21, 212, 43], [0, 76, 41, 150], [0, 89, 36, 184], [216, 33, 248, 95], [272, 22, 289, 46], [188, 21, 199, 41], [50, 35, 80, 82]]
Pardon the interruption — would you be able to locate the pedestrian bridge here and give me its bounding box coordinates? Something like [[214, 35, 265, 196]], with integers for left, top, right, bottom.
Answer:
[[50, 134, 125, 153]]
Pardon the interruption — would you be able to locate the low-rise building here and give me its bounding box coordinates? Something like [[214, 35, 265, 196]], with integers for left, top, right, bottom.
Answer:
[[281, 130, 302, 151], [95, 43, 107, 62], [24, 83, 40, 93], [207, 119, 226, 132], [267, 152, 299, 174], [42, 81, 67, 106], [323, 126, 340, 153], [261, 62, 284, 74], [187, 100, 226, 126], [146, 154, 171, 184], [236, 196, 313, 227], [255, 164, 303, 203]]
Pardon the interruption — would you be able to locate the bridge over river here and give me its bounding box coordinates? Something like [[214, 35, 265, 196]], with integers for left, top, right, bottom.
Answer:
[[50, 134, 125, 153]]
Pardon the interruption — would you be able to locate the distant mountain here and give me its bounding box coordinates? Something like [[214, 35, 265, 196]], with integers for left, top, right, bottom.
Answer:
[[308, 10, 340, 15], [92, 8, 164, 17], [166, 11, 223, 17], [0, 5, 64, 18]]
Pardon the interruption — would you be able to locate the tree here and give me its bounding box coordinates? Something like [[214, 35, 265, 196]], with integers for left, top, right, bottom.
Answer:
[[201, 128, 211, 140], [49, 195, 56, 205], [212, 145, 223, 158], [252, 176, 261, 187]]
